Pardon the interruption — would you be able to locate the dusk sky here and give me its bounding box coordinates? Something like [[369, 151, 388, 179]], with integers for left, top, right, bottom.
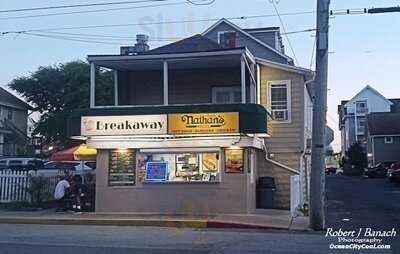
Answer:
[[1, 0, 399, 151]]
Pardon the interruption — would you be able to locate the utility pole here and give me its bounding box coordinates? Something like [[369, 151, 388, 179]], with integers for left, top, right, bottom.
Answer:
[[310, 0, 330, 231]]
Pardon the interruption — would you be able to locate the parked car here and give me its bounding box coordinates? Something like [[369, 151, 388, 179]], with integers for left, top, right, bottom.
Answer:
[[35, 160, 96, 177], [364, 161, 396, 178], [0, 158, 45, 171], [387, 162, 400, 182]]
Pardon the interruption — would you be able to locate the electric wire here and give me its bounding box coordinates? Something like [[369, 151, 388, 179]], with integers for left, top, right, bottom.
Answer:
[[0, 1, 188, 20], [0, 12, 316, 35], [0, 0, 180, 13], [269, 0, 299, 65]]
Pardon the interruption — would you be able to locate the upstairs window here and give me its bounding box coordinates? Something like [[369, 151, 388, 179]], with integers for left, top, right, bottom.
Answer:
[[384, 137, 393, 144], [357, 118, 365, 134], [218, 31, 237, 48], [212, 86, 241, 104], [268, 81, 291, 122], [7, 109, 13, 120], [356, 101, 368, 114]]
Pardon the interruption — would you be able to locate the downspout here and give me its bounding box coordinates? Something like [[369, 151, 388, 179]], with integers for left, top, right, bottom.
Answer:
[[261, 139, 300, 175]]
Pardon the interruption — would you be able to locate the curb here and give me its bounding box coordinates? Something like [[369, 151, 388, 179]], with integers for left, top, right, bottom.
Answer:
[[0, 217, 207, 229], [0, 217, 297, 231], [207, 221, 288, 230]]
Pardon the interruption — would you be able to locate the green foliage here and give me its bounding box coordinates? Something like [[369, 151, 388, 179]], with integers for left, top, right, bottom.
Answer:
[[345, 142, 367, 172], [8, 61, 114, 146]]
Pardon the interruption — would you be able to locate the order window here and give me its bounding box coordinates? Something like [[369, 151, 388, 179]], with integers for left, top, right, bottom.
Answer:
[[137, 152, 220, 182]]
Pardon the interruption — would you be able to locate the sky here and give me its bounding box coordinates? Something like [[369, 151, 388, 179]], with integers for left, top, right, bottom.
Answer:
[[1, 0, 399, 152]]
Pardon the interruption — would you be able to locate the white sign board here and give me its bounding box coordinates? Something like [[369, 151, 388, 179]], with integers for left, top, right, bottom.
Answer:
[[81, 115, 167, 136]]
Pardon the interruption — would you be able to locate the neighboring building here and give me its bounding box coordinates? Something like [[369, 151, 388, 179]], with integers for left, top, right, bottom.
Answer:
[[68, 19, 313, 214], [366, 113, 400, 167], [338, 85, 400, 156], [0, 87, 32, 157]]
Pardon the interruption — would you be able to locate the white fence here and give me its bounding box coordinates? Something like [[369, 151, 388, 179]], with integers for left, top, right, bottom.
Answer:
[[0, 170, 58, 203]]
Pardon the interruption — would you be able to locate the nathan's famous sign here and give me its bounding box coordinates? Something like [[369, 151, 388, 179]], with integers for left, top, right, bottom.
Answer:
[[81, 115, 167, 136], [168, 112, 239, 134]]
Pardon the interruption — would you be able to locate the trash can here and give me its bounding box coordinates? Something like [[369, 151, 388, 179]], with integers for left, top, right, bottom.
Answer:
[[256, 176, 276, 209]]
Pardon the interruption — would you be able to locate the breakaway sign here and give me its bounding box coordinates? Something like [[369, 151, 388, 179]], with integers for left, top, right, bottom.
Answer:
[[81, 115, 167, 136]]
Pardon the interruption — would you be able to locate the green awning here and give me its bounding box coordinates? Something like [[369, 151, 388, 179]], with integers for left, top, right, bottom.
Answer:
[[68, 104, 270, 137]]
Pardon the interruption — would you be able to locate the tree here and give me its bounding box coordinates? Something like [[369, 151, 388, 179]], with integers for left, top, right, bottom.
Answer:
[[344, 142, 367, 173], [9, 61, 114, 147]]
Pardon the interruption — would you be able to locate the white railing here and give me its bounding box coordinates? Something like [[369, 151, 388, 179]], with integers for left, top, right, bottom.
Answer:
[[290, 175, 301, 218], [0, 170, 58, 203]]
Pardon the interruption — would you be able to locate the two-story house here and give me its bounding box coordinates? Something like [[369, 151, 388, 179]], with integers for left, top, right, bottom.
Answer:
[[338, 85, 400, 157], [366, 112, 400, 166], [0, 87, 32, 157], [68, 19, 313, 214]]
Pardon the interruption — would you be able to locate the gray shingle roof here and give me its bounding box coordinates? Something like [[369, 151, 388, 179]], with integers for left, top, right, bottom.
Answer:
[[367, 112, 400, 136], [0, 87, 32, 110], [144, 34, 224, 54]]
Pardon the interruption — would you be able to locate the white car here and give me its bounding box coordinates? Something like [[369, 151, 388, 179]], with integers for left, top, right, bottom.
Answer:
[[0, 157, 44, 170], [35, 160, 96, 177]]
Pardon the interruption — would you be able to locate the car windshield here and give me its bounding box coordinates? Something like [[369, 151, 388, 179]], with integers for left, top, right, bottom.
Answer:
[[84, 161, 96, 169], [43, 162, 59, 169], [59, 162, 79, 170]]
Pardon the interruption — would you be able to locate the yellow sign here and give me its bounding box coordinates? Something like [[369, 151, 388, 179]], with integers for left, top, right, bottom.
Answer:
[[168, 112, 239, 134]]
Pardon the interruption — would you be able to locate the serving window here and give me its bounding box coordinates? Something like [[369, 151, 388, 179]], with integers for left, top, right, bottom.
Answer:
[[137, 151, 220, 183]]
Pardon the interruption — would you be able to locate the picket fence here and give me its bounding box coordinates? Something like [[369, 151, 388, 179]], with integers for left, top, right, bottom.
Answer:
[[0, 170, 58, 203]]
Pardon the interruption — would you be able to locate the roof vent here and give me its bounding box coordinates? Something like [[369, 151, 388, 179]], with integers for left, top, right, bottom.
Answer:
[[120, 34, 150, 55]]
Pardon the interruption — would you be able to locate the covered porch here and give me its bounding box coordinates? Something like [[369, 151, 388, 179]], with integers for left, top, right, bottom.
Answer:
[[88, 48, 257, 108]]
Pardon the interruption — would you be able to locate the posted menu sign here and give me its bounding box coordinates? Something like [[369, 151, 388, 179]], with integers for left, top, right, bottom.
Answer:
[[145, 161, 168, 182], [168, 112, 239, 134], [109, 149, 136, 186], [81, 115, 167, 136]]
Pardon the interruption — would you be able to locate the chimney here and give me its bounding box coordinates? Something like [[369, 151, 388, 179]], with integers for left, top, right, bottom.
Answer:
[[120, 34, 150, 55]]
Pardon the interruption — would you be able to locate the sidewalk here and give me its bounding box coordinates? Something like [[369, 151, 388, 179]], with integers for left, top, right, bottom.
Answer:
[[0, 209, 309, 231]]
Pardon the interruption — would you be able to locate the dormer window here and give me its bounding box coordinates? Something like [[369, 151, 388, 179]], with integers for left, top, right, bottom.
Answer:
[[218, 31, 237, 48]]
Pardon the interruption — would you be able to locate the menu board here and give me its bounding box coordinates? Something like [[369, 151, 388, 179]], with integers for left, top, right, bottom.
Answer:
[[145, 161, 168, 182], [224, 149, 244, 173], [109, 149, 136, 186]]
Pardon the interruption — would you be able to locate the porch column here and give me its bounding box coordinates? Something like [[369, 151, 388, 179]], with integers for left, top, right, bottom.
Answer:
[[163, 61, 169, 105], [114, 70, 118, 106], [256, 64, 261, 104], [250, 63, 256, 103], [241, 55, 246, 103], [90, 62, 96, 108]]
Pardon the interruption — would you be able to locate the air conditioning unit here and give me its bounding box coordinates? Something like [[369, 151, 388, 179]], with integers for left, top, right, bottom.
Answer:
[[272, 110, 288, 121]]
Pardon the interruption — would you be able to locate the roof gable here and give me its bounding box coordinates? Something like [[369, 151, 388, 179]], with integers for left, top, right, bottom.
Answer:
[[201, 18, 293, 63], [344, 85, 392, 107]]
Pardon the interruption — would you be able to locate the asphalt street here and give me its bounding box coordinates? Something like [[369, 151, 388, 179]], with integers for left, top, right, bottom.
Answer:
[[0, 175, 397, 254], [326, 175, 400, 253]]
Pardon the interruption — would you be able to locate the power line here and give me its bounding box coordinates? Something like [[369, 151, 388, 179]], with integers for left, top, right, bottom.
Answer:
[[185, 0, 215, 5], [0, 1, 188, 20], [269, 0, 299, 65], [0, 0, 177, 13], [38, 28, 315, 41], [14, 28, 315, 46], [21, 32, 122, 45], [0, 12, 316, 34]]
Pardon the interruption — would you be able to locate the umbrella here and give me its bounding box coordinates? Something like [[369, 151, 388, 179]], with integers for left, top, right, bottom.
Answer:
[[50, 144, 97, 161]]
